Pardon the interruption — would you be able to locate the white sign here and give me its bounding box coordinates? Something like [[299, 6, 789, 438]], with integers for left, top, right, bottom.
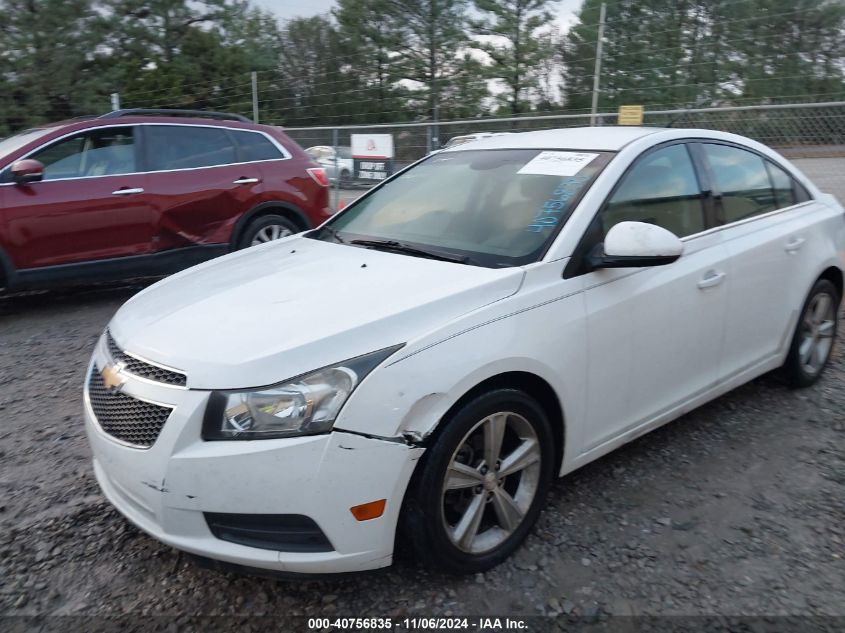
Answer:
[[351, 134, 395, 159], [358, 161, 389, 180], [517, 151, 599, 177]]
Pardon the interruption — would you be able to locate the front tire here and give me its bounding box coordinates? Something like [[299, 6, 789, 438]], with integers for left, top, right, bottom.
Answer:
[[782, 278, 840, 388], [400, 389, 555, 574]]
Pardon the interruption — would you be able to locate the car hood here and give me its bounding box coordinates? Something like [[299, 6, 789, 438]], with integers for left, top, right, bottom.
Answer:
[[110, 236, 524, 389]]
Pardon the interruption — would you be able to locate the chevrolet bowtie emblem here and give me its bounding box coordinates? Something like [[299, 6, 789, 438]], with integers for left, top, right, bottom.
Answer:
[[101, 362, 127, 392]]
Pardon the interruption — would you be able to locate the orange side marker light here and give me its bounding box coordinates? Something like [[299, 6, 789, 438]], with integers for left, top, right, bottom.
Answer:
[[350, 499, 386, 521]]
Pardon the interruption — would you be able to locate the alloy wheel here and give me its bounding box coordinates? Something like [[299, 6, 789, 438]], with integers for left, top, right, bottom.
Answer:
[[441, 411, 541, 554], [799, 291, 836, 375], [251, 224, 293, 245]]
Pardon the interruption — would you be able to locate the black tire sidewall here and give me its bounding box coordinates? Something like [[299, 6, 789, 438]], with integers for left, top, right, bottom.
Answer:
[[784, 279, 840, 387], [237, 214, 298, 250], [403, 388, 555, 574]]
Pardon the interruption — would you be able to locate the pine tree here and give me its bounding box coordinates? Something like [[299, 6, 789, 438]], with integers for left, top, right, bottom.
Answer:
[[382, 0, 471, 119], [334, 0, 407, 122], [471, 0, 558, 114], [562, 0, 845, 112], [0, 0, 112, 133]]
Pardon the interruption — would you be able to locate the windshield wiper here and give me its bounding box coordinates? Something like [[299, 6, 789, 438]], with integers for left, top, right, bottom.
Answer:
[[350, 239, 470, 264]]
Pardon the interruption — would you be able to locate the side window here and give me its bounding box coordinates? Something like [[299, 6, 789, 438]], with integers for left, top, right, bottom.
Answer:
[[794, 179, 812, 203], [601, 144, 705, 238], [765, 161, 797, 209], [703, 144, 776, 223], [30, 127, 135, 180], [145, 126, 237, 171], [231, 130, 284, 162]]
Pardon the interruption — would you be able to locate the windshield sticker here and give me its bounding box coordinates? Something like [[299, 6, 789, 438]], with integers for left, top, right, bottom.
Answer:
[[526, 176, 590, 233], [517, 151, 599, 177]]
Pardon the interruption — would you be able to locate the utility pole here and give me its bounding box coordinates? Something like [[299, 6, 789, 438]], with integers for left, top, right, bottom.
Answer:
[[110, 93, 120, 111], [431, 100, 440, 152], [251, 72, 259, 123], [590, 2, 607, 126], [332, 127, 340, 213]]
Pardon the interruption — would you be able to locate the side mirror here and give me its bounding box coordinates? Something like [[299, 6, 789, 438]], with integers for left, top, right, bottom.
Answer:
[[11, 159, 45, 184], [588, 221, 683, 269]]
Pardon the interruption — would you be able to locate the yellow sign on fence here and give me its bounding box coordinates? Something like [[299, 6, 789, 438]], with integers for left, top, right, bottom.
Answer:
[[618, 105, 644, 125]]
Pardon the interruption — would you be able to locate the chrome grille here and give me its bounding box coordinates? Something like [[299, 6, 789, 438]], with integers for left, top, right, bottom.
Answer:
[[87, 367, 173, 448], [106, 331, 187, 387]]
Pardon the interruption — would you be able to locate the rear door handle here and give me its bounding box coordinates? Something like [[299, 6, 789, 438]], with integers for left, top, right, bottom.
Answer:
[[784, 237, 806, 253], [697, 270, 727, 289], [112, 187, 144, 195], [232, 177, 260, 185]]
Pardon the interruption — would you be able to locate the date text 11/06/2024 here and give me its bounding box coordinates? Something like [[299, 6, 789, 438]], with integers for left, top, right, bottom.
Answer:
[[307, 617, 529, 630]]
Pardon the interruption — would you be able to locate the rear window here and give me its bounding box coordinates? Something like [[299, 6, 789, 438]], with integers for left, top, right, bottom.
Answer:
[[145, 125, 237, 171], [232, 130, 285, 162]]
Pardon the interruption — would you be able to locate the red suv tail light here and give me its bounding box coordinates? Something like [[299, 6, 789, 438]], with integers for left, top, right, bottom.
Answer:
[[307, 168, 330, 187]]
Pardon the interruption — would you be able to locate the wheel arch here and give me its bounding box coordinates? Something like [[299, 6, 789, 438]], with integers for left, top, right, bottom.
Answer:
[[230, 201, 312, 249], [818, 265, 843, 299], [423, 371, 566, 475]]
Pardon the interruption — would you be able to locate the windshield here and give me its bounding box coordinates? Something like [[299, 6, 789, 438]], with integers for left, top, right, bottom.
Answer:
[[0, 128, 53, 162], [312, 148, 612, 267]]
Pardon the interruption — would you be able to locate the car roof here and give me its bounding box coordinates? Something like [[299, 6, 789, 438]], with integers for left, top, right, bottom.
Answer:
[[442, 126, 662, 152]]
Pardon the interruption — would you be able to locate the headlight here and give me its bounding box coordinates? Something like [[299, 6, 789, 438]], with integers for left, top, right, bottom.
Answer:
[[202, 345, 403, 441]]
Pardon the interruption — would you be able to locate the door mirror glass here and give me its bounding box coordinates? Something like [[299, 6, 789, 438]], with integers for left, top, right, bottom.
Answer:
[[590, 221, 683, 269], [11, 159, 45, 184]]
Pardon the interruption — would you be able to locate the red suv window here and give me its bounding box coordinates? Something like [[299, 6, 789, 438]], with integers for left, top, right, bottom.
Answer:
[[30, 127, 136, 180], [145, 125, 237, 171], [230, 130, 286, 162]]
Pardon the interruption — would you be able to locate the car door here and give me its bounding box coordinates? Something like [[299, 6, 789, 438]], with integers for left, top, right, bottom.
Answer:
[[573, 142, 731, 453], [0, 126, 152, 269], [699, 142, 816, 378], [141, 124, 268, 251]]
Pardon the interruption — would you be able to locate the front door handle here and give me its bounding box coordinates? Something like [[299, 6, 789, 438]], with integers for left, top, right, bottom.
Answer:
[[112, 187, 144, 195], [784, 237, 806, 253], [697, 270, 727, 290], [232, 177, 260, 185]]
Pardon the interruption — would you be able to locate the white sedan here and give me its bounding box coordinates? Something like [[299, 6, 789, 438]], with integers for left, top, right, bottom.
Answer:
[[304, 145, 355, 185], [83, 127, 844, 575]]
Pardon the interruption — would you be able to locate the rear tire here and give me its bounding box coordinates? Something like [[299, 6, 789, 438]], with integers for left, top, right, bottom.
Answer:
[[237, 214, 299, 249], [399, 388, 554, 575], [782, 278, 840, 388]]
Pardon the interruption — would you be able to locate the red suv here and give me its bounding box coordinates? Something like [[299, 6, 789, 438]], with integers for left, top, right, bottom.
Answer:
[[0, 109, 331, 291]]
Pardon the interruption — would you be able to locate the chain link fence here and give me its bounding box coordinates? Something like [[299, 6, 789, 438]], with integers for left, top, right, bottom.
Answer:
[[282, 101, 845, 209]]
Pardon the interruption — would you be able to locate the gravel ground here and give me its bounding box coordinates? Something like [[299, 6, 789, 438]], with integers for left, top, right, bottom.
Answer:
[[0, 283, 843, 626]]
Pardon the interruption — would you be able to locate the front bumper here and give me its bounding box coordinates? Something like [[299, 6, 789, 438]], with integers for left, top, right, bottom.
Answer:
[[83, 345, 423, 574]]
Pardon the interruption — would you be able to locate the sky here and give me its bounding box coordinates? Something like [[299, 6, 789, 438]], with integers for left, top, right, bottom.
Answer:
[[253, 0, 583, 29], [252, 0, 336, 19]]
